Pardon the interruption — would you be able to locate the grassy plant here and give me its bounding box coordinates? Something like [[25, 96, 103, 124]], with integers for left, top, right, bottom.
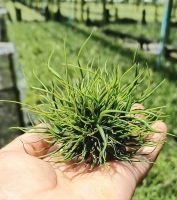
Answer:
[[20, 42, 165, 167]]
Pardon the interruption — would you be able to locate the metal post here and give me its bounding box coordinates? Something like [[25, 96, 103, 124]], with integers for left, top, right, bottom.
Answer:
[[86, 7, 91, 25], [67, 0, 74, 24], [81, 0, 85, 22], [74, 0, 77, 21], [115, 7, 118, 22], [157, 0, 173, 66], [142, 9, 147, 25], [102, 0, 106, 22], [55, 0, 62, 21]]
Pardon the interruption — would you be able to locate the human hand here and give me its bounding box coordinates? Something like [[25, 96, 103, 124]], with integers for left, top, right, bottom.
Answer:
[[0, 104, 167, 200]]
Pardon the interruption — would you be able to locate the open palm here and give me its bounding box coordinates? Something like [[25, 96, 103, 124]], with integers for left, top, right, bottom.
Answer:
[[0, 112, 167, 200]]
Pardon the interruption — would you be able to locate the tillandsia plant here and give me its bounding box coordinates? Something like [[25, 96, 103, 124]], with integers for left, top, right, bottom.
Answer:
[[16, 37, 165, 167], [22, 65, 166, 167]]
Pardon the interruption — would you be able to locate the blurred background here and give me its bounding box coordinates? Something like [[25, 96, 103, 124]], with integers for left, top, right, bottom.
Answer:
[[0, 0, 177, 198]]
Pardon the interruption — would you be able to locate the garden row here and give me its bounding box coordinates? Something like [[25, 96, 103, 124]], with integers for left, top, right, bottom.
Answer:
[[10, 0, 177, 60], [14, 0, 165, 24]]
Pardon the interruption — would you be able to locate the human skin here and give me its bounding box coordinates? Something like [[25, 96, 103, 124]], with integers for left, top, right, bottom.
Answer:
[[0, 104, 167, 200]]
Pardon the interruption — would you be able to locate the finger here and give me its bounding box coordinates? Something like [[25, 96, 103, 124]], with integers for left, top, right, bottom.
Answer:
[[131, 103, 145, 118], [139, 120, 167, 162], [129, 120, 167, 183], [129, 103, 145, 138], [131, 103, 145, 111], [1, 124, 53, 157], [131, 103, 167, 160]]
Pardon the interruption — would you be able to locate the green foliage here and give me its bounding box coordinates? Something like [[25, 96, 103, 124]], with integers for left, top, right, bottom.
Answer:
[[24, 50, 164, 166]]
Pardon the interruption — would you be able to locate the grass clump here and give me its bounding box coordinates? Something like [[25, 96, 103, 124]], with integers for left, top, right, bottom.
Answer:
[[17, 34, 165, 167], [24, 54, 165, 167]]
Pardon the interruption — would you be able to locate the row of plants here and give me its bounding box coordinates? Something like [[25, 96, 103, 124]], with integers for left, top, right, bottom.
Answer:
[[9, 1, 177, 46], [13, 0, 165, 23]]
